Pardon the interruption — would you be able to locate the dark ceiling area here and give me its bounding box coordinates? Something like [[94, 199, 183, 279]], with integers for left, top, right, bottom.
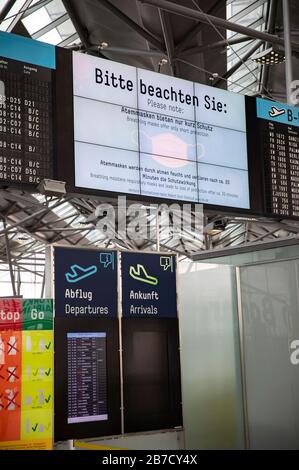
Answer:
[[5, 0, 299, 100], [57, 0, 298, 101], [61, 0, 228, 85]]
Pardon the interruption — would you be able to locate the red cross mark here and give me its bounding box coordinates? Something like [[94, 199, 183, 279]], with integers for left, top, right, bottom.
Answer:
[[0, 365, 5, 380], [7, 366, 18, 382], [5, 390, 20, 410], [7, 338, 18, 355]]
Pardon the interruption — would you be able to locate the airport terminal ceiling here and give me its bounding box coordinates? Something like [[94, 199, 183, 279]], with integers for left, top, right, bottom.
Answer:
[[1, 0, 299, 295]]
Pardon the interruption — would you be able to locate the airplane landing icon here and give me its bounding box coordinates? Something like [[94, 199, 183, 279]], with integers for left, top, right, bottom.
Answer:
[[269, 106, 286, 118]]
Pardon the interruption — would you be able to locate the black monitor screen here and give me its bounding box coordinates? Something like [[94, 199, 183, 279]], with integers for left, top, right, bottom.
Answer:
[[54, 318, 121, 441], [122, 318, 182, 433], [67, 332, 108, 424]]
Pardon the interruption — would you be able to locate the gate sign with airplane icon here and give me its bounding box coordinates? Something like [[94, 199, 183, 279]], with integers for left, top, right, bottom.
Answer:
[[121, 252, 177, 318]]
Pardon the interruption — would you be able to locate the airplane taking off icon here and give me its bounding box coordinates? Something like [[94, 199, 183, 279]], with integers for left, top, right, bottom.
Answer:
[[65, 264, 98, 283], [269, 106, 286, 118]]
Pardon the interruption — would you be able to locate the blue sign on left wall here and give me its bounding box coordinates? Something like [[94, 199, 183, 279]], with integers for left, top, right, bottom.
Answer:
[[54, 247, 118, 318]]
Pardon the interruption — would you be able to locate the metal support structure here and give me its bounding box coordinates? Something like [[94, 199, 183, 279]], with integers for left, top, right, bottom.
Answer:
[[156, 209, 160, 251], [2, 218, 17, 296], [179, 35, 253, 57], [283, 0, 293, 104], [44, 245, 53, 298], [90, 45, 166, 58], [174, 0, 223, 55], [158, 9, 175, 75], [0, 198, 65, 237], [0, 0, 17, 22], [17, 267, 21, 296], [212, 40, 264, 87], [21, 0, 52, 19], [260, 0, 278, 96], [235, 267, 250, 450], [32, 12, 69, 39], [62, 0, 106, 59], [97, 0, 164, 50], [6, 0, 33, 32], [140, 0, 299, 52]]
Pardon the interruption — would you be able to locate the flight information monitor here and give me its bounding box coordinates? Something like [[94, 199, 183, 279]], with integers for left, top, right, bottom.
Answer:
[[54, 318, 121, 441], [67, 332, 108, 424], [256, 98, 299, 218], [0, 33, 55, 186]]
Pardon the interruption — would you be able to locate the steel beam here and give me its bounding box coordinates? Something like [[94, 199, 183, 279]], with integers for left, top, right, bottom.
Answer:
[[260, 0, 278, 96], [159, 9, 175, 75], [62, 0, 106, 59], [0, 196, 66, 236], [97, 0, 164, 50], [283, 0, 293, 104], [89, 45, 166, 58], [174, 0, 223, 54], [6, 0, 33, 32], [212, 40, 263, 87], [140, 0, 299, 52], [21, 0, 52, 19], [2, 218, 16, 296], [32, 12, 69, 39], [0, 0, 16, 22], [178, 35, 252, 57]]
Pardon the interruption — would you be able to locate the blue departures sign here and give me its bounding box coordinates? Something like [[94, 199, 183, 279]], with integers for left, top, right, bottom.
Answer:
[[54, 247, 117, 318], [121, 252, 177, 318]]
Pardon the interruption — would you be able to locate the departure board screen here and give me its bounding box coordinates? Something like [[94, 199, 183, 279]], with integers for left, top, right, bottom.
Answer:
[[257, 98, 299, 218], [0, 56, 53, 185], [0, 31, 56, 186], [67, 332, 108, 424]]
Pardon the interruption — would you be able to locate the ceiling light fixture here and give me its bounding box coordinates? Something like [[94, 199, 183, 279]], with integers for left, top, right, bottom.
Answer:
[[251, 46, 285, 65]]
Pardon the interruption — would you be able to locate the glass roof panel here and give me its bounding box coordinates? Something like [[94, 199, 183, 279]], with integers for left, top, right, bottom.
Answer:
[[226, 0, 269, 95], [22, 6, 52, 34], [0, 0, 28, 31], [37, 27, 61, 44]]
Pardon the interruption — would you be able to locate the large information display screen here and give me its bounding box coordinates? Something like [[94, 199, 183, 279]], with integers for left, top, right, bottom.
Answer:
[[67, 332, 108, 424], [0, 32, 55, 185], [73, 53, 249, 209], [256, 98, 299, 218]]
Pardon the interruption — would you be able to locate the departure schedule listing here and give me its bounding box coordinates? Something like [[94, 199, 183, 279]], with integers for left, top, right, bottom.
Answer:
[[73, 53, 250, 209], [67, 333, 108, 424], [0, 57, 53, 185], [257, 97, 299, 218]]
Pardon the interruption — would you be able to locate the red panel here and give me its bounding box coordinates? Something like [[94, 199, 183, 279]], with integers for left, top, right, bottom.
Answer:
[[0, 299, 22, 331], [0, 330, 22, 441]]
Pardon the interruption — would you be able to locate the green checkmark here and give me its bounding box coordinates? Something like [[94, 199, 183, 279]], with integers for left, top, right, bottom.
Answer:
[[45, 368, 51, 376], [45, 395, 51, 403], [33, 369, 38, 376], [45, 342, 51, 350], [32, 423, 38, 432]]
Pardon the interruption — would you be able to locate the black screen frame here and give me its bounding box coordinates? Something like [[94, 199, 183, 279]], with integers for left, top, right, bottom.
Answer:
[[54, 317, 121, 441], [0, 55, 55, 190], [54, 47, 265, 218], [122, 318, 183, 433]]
